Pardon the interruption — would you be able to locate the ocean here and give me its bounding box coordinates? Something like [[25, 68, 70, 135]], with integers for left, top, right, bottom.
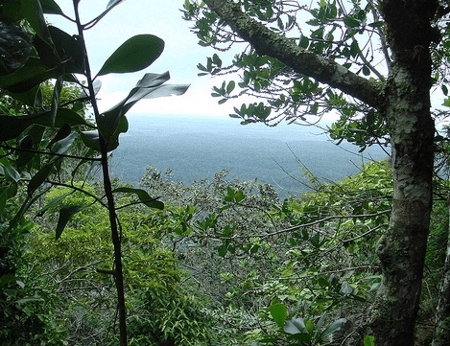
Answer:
[[110, 114, 388, 197]]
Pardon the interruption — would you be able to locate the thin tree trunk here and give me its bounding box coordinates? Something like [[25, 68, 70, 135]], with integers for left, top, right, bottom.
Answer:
[[368, 1, 437, 345], [432, 195, 450, 346], [73, 1, 127, 344]]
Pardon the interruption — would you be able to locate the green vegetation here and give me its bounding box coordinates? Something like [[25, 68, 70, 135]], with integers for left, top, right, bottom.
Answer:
[[1, 0, 450, 345]]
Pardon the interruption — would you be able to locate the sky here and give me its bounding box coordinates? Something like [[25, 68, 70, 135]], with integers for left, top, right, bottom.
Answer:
[[46, 0, 242, 117]]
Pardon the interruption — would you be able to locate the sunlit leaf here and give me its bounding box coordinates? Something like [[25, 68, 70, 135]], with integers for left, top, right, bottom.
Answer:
[[97, 35, 164, 76], [269, 303, 287, 328]]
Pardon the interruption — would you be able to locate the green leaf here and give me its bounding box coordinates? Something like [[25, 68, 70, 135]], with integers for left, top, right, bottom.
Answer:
[[41, 0, 64, 15], [22, 0, 52, 44], [285, 317, 309, 335], [28, 163, 53, 196], [226, 80, 235, 94], [0, 22, 32, 75], [0, 184, 18, 214], [340, 282, 353, 296], [113, 187, 164, 210], [97, 35, 164, 76], [270, 303, 287, 328], [55, 205, 84, 240], [48, 124, 72, 147], [299, 35, 309, 49], [320, 318, 347, 339], [362, 65, 371, 76], [212, 53, 222, 67], [98, 72, 189, 148], [344, 16, 360, 28]]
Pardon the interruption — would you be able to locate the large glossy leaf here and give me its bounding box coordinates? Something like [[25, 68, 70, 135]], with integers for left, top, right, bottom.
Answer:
[[55, 205, 84, 240], [0, 22, 32, 75], [97, 72, 188, 150], [97, 35, 164, 76], [285, 318, 309, 335], [33, 26, 85, 73], [113, 187, 164, 210]]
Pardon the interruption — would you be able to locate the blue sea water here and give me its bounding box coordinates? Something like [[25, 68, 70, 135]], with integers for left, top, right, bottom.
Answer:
[[110, 114, 388, 197]]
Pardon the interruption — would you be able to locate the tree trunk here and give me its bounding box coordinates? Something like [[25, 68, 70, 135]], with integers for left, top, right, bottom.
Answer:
[[432, 196, 450, 346], [201, 0, 439, 344], [368, 1, 437, 345]]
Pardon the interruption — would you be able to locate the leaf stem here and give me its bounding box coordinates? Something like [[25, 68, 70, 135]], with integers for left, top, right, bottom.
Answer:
[[72, 1, 127, 345]]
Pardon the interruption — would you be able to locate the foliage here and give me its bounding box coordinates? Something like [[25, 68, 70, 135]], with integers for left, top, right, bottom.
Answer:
[[0, 0, 189, 344], [24, 181, 214, 345], [138, 160, 392, 344]]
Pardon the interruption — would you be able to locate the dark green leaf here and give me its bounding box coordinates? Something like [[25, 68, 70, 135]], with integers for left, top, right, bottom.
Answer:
[[212, 53, 222, 67], [41, 0, 64, 15], [368, 21, 383, 28], [344, 16, 360, 28], [50, 132, 77, 157], [0, 22, 32, 75], [0, 184, 18, 214], [362, 65, 371, 76], [48, 124, 72, 147], [113, 187, 164, 210], [55, 205, 84, 240], [97, 35, 164, 76], [28, 163, 53, 196], [299, 35, 309, 49]]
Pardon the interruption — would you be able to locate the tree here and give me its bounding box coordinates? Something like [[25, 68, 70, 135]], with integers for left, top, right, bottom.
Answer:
[[0, 1, 189, 345], [182, 0, 446, 345]]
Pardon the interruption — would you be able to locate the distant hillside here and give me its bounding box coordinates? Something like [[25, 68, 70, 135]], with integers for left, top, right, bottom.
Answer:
[[110, 114, 388, 197]]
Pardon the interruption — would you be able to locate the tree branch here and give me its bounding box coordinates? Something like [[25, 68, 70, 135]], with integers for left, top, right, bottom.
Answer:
[[203, 0, 385, 110]]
